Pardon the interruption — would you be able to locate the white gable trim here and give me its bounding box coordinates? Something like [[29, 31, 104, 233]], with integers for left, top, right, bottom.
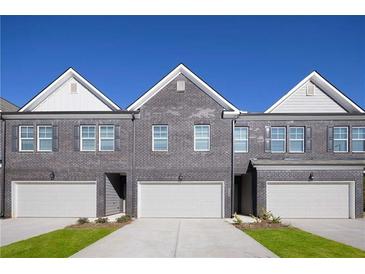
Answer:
[[127, 64, 240, 114], [19, 68, 120, 112], [265, 71, 364, 113]]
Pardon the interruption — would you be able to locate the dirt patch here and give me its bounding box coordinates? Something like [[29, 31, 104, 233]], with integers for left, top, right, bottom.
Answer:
[[234, 221, 289, 230], [67, 221, 132, 229]]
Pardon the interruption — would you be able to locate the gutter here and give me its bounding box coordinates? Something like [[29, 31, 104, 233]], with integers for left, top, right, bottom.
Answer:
[[1, 115, 5, 217], [230, 119, 235, 217]]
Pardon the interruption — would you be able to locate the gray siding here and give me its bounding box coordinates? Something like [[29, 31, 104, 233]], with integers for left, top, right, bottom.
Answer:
[[271, 81, 347, 113]]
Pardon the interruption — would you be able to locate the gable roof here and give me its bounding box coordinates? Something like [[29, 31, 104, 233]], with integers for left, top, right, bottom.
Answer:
[[127, 64, 241, 114], [265, 71, 364, 113], [0, 97, 19, 112], [19, 68, 121, 112]]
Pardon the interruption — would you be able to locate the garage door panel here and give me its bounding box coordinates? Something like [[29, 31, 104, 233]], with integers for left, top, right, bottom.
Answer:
[[267, 183, 350, 219], [139, 183, 222, 218], [14, 182, 96, 217]]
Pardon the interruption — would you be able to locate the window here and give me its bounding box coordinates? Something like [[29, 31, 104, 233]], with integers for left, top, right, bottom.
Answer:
[[152, 125, 168, 151], [289, 127, 304, 153], [271, 127, 286, 153], [234, 127, 248, 153], [352, 127, 365, 152], [37, 126, 53, 152], [19, 126, 34, 151], [333, 127, 348, 152], [99, 125, 115, 151], [194, 125, 210, 151], [80, 125, 96, 151]]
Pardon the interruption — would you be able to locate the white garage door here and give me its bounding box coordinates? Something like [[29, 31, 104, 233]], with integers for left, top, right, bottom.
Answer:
[[266, 182, 352, 219], [138, 182, 223, 218], [13, 181, 97, 217]]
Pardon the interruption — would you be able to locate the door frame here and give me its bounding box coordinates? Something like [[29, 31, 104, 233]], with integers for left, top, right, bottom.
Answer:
[[11, 180, 97, 218], [137, 181, 225, 218], [266, 181, 356, 219]]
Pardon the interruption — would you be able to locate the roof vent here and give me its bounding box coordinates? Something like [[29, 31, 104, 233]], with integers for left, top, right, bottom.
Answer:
[[177, 80, 185, 92], [70, 83, 78, 94], [306, 83, 315, 96]]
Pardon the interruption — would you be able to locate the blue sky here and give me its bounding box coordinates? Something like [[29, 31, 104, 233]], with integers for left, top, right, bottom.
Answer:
[[1, 16, 364, 111]]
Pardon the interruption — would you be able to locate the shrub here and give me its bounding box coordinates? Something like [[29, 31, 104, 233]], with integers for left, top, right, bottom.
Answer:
[[77, 217, 89, 225], [116, 215, 132, 223], [95, 217, 108, 224]]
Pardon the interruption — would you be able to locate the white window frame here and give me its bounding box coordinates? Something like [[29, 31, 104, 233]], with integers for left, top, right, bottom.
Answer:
[[351, 127, 365, 153], [99, 125, 115, 152], [152, 125, 168, 152], [271, 127, 286, 153], [333, 127, 348, 153], [289, 127, 304, 153], [234, 127, 248, 153], [80, 125, 96, 152], [37, 125, 53, 152], [19, 126, 34, 152], [194, 125, 210, 152]]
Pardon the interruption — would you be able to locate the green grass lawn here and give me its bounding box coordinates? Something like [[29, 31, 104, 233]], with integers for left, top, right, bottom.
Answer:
[[0, 226, 119, 258], [245, 227, 365, 258]]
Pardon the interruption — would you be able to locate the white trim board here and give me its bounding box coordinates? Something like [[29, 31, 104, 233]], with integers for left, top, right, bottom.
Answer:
[[19, 68, 121, 112], [127, 64, 241, 114], [265, 71, 364, 113]]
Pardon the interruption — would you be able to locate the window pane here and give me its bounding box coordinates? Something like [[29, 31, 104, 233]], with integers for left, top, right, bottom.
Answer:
[[352, 140, 365, 152], [100, 139, 114, 151], [290, 127, 304, 139], [39, 139, 52, 151], [290, 140, 304, 152], [39, 126, 52, 138], [195, 125, 209, 138], [82, 139, 95, 151], [272, 127, 285, 139], [234, 140, 247, 152], [334, 128, 347, 139], [235, 127, 247, 140], [352, 128, 365, 139], [153, 139, 168, 151], [21, 139, 34, 151], [271, 140, 285, 152], [195, 139, 209, 151], [82, 126, 95, 138], [334, 140, 347, 152], [100, 126, 114, 138], [21, 126, 33, 138]]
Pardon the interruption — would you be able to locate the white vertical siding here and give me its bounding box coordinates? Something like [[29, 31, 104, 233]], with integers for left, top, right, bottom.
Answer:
[[271, 81, 347, 113]]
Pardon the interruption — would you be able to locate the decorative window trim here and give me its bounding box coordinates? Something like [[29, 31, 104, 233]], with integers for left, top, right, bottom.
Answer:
[[80, 125, 96, 152], [37, 125, 53, 152], [333, 126, 348, 153], [271, 127, 286, 153], [289, 127, 305, 153], [234, 127, 248, 153], [152, 125, 168, 152], [352, 127, 365, 153], [194, 125, 210, 152], [99, 125, 115, 151], [19, 125, 34, 152]]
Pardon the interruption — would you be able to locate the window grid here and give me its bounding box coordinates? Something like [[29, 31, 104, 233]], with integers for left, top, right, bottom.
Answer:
[[99, 125, 115, 151], [194, 125, 210, 151], [80, 125, 96, 151], [37, 126, 53, 152], [352, 127, 365, 152], [234, 127, 248, 153], [19, 126, 34, 152], [271, 127, 286, 153], [289, 127, 304, 153], [152, 125, 168, 151], [333, 127, 348, 153]]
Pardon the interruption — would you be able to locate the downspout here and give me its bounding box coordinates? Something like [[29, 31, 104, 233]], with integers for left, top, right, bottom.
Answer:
[[231, 119, 236, 217], [1, 116, 5, 217], [131, 113, 136, 217]]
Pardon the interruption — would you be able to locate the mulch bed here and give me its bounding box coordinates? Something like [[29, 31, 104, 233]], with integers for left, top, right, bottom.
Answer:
[[234, 221, 289, 230], [67, 220, 132, 229]]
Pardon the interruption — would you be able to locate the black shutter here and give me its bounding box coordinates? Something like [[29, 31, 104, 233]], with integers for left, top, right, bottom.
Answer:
[[74, 125, 80, 151], [264, 126, 271, 153], [305, 127, 312, 152], [12, 125, 18, 152], [114, 125, 120, 151], [52, 125, 59, 152], [327, 126, 333, 152]]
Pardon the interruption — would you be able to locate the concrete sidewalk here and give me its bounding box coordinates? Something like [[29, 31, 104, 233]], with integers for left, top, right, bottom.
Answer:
[[73, 219, 277, 258], [0, 218, 77, 247]]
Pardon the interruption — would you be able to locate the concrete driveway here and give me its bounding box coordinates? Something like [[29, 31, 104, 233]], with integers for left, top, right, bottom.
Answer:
[[0, 218, 77, 247], [73, 219, 277, 258], [285, 219, 365, 251]]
